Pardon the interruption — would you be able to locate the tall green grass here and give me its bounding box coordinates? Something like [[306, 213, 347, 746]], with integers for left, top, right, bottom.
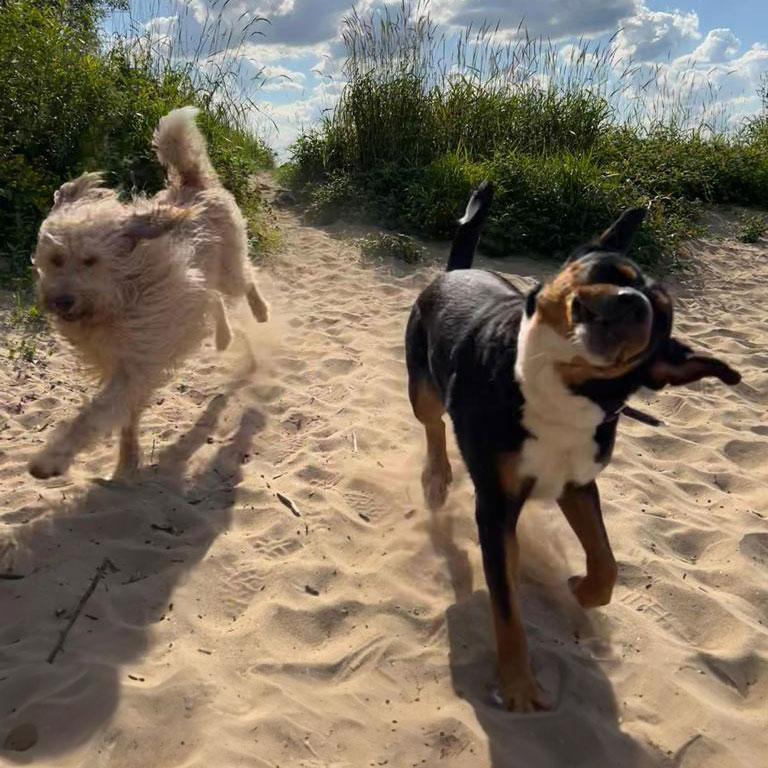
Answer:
[[0, 0, 273, 285], [287, 0, 768, 267]]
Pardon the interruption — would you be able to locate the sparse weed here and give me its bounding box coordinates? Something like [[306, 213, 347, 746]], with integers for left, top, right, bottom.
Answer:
[[737, 214, 767, 244], [357, 233, 426, 264]]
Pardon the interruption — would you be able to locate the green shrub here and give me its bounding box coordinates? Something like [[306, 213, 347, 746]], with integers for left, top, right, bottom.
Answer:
[[737, 214, 767, 243], [0, 0, 273, 284], [357, 233, 425, 264], [288, 2, 768, 268]]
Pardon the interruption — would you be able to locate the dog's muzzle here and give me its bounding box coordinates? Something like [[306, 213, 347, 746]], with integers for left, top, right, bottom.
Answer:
[[573, 287, 653, 365]]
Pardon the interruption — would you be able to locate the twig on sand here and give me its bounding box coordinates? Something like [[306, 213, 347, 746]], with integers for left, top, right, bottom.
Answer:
[[46, 558, 119, 664], [277, 492, 301, 517]]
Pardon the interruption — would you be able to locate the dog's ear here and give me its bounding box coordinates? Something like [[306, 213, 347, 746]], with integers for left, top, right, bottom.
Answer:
[[525, 283, 542, 318], [122, 205, 199, 243], [645, 337, 741, 389], [53, 172, 107, 209], [597, 207, 647, 252]]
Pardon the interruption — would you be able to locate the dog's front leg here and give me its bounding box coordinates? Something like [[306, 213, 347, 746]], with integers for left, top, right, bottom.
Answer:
[[476, 486, 546, 712], [29, 373, 144, 479], [114, 407, 142, 480], [558, 481, 618, 608]]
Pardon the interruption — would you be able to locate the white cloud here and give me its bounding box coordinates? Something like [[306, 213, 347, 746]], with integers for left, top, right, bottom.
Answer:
[[261, 64, 307, 92], [178, 0, 207, 26], [431, 0, 639, 40], [690, 28, 741, 64], [616, 5, 700, 61], [144, 15, 177, 36]]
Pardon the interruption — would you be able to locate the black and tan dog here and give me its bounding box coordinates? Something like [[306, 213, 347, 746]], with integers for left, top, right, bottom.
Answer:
[[405, 182, 741, 712]]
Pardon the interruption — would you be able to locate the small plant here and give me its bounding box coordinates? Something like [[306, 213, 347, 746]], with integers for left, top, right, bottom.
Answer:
[[7, 337, 37, 363], [737, 214, 767, 244], [10, 293, 45, 331], [357, 233, 425, 264], [4, 292, 46, 363]]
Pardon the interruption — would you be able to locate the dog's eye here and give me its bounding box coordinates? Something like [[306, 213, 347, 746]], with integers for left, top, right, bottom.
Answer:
[[51, 254, 64, 268], [83, 256, 98, 267]]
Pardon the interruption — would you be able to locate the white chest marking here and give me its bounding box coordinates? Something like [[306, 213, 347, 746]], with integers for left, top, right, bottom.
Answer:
[[514, 314, 606, 500]]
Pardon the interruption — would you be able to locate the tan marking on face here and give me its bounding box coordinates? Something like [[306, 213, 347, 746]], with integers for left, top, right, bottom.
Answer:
[[574, 283, 621, 301], [649, 284, 671, 309], [537, 268, 624, 339], [617, 264, 638, 281], [536, 261, 585, 337]]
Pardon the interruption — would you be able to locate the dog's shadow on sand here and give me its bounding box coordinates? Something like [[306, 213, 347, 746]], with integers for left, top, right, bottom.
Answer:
[[0, 383, 264, 763], [428, 508, 668, 768]]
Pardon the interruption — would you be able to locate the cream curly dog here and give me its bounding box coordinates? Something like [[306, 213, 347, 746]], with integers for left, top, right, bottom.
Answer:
[[29, 106, 269, 480]]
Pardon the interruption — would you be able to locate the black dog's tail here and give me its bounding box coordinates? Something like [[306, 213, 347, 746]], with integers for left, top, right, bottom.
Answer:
[[446, 180, 494, 271]]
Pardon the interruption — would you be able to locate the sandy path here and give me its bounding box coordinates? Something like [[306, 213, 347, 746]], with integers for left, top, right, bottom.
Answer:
[[1, 190, 767, 767]]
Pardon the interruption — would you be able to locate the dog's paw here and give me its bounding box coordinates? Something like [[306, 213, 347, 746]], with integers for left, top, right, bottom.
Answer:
[[29, 451, 71, 480], [497, 673, 549, 713], [246, 286, 270, 323], [421, 461, 452, 510], [568, 572, 615, 608]]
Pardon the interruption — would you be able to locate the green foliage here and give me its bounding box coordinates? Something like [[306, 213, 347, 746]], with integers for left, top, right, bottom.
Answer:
[[304, 172, 357, 225], [3, 291, 46, 362], [0, 0, 273, 283], [289, 2, 768, 268], [737, 214, 767, 244], [357, 233, 426, 264]]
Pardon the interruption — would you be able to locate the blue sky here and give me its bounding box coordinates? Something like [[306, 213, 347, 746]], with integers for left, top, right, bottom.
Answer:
[[108, 1, 768, 156]]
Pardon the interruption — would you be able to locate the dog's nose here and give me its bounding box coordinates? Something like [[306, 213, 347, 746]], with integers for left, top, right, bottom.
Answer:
[[51, 295, 75, 313], [573, 288, 650, 324]]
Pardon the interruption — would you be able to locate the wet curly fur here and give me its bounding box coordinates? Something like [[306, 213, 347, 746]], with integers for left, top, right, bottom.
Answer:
[[29, 106, 269, 480]]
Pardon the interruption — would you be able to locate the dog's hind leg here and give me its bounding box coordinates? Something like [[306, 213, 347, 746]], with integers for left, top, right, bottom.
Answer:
[[246, 282, 269, 323], [409, 378, 452, 510], [213, 294, 233, 351], [558, 481, 618, 608], [406, 309, 452, 509], [29, 373, 145, 480]]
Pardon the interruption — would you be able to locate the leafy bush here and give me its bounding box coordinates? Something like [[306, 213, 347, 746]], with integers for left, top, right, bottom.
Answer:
[[737, 214, 767, 244], [357, 233, 425, 264], [288, 2, 768, 268], [0, 0, 273, 284]]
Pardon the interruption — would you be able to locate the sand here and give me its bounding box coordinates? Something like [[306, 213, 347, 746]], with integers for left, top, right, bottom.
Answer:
[[1, 189, 766, 768]]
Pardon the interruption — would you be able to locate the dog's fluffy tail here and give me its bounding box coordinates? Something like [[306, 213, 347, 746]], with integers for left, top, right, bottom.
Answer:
[[446, 180, 494, 271], [154, 106, 218, 190]]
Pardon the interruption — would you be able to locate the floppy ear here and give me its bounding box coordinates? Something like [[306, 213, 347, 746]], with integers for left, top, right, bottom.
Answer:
[[122, 205, 198, 242], [53, 172, 107, 209], [524, 283, 542, 318], [646, 338, 741, 389], [597, 207, 647, 252]]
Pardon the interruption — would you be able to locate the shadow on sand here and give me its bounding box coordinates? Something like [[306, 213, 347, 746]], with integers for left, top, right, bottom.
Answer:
[[428, 506, 669, 768], [0, 383, 264, 763]]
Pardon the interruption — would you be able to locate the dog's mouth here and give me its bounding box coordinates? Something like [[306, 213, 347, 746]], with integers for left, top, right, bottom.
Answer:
[[50, 305, 93, 323]]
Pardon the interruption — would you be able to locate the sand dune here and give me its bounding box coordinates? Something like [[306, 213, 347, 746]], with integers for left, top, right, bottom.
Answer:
[[1, 191, 767, 767]]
